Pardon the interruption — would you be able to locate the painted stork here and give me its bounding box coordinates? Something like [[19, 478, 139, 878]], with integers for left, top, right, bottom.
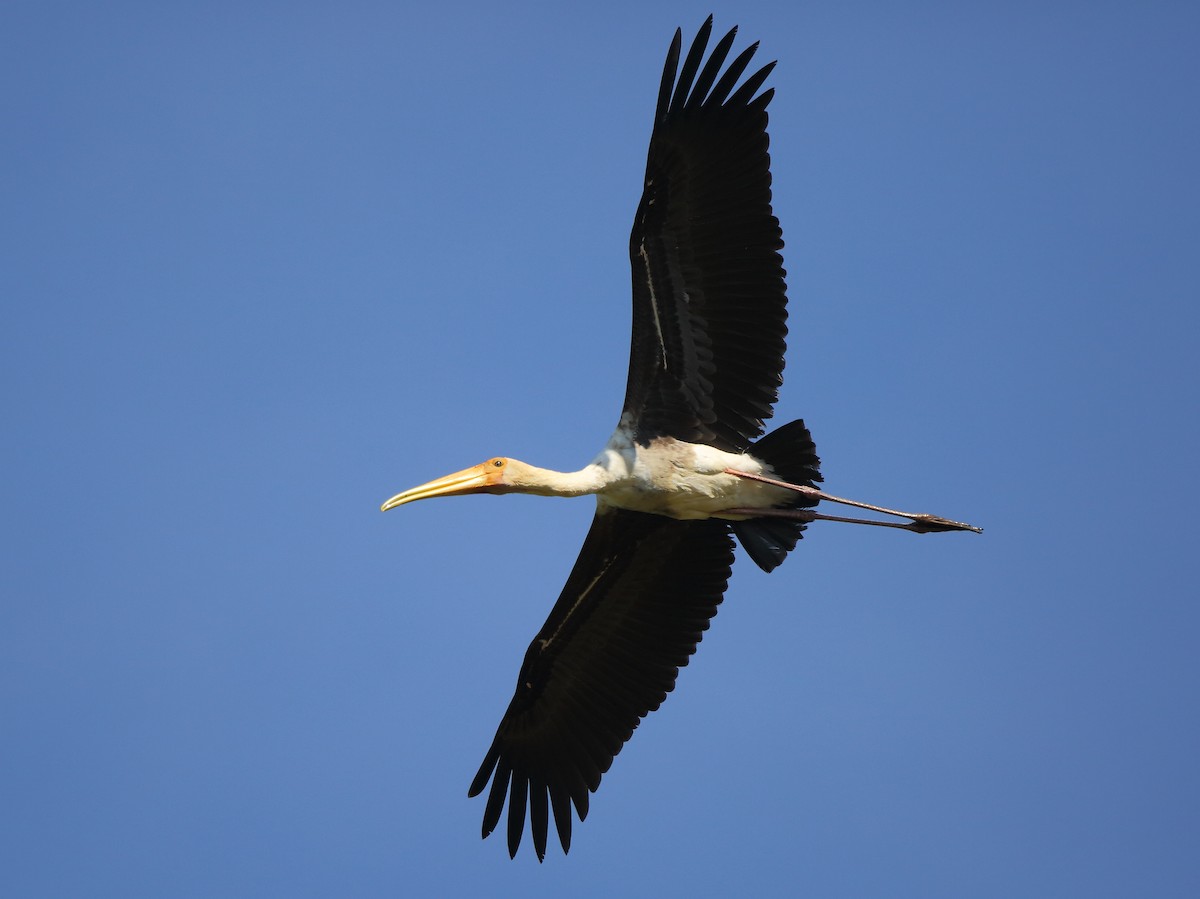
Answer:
[[381, 17, 980, 860]]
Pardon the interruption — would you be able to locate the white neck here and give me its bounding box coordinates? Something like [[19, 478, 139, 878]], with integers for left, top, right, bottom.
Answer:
[[506, 460, 612, 498]]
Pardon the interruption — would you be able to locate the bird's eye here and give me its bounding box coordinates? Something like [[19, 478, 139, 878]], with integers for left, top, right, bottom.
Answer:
[[492, 459, 504, 468]]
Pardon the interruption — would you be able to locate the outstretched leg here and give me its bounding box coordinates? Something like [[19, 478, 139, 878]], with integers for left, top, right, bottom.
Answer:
[[724, 469, 982, 534]]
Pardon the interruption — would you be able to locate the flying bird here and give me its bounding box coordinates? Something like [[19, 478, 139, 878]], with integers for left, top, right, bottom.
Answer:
[[381, 17, 980, 861]]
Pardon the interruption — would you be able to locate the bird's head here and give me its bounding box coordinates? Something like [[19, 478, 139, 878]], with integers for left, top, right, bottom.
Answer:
[[380, 457, 540, 511]]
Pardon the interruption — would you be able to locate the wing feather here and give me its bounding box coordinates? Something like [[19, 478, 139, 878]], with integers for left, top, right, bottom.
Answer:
[[623, 18, 788, 452], [468, 508, 735, 858]]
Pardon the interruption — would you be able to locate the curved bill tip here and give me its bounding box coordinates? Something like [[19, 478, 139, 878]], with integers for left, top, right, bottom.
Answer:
[[379, 494, 407, 513]]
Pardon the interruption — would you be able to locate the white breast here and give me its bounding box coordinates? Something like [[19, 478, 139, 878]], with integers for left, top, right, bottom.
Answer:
[[592, 429, 794, 520]]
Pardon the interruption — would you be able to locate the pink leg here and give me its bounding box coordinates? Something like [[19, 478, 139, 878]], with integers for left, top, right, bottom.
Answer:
[[724, 469, 982, 534]]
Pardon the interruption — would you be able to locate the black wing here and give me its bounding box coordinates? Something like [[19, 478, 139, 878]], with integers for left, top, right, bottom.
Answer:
[[468, 508, 735, 859], [623, 16, 788, 453]]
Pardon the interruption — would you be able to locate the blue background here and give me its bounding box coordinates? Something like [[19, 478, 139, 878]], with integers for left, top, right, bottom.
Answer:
[[4, 2, 1198, 896]]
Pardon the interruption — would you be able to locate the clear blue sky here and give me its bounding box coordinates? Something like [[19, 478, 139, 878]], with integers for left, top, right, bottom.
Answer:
[[3, 2, 1198, 896]]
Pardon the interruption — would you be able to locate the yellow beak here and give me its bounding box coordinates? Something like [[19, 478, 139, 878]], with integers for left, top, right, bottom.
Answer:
[[380, 462, 502, 512]]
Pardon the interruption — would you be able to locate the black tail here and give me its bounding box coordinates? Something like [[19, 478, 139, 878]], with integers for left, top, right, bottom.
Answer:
[[731, 419, 823, 573]]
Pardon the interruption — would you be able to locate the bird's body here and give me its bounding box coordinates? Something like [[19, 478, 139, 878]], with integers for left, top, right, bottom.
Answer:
[[593, 429, 794, 520], [380, 18, 979, 861]]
